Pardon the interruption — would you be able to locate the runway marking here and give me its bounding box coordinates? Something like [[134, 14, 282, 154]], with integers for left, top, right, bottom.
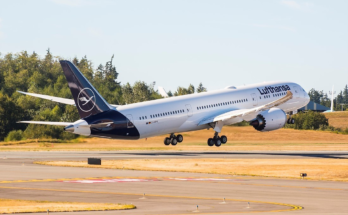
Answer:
[[0, 176, 346, 192], [169, 178, 236, 181], [0, 186, 303, 214], [61, 178, 159, 183], [0, 176, 244, 184]]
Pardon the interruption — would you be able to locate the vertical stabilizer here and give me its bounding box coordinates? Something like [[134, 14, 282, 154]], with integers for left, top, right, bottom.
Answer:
[[60, 60, 111, 118]]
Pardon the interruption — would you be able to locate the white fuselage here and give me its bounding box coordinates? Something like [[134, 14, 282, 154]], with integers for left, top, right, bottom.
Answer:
[[116, 81, 309, 139]]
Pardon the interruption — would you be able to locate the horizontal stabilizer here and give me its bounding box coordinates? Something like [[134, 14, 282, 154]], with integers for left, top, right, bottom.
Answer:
[[18, 121, 72, 126], [17, 91, 75, 105], [18, 91, 121, 108]]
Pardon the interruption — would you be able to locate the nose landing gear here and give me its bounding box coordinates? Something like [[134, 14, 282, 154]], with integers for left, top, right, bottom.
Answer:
[[164, 133, 183, 146], [207, 132, 227, 147]]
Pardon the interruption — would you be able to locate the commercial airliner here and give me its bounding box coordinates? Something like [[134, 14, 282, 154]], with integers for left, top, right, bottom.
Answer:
[[19, 61, 310, 147]]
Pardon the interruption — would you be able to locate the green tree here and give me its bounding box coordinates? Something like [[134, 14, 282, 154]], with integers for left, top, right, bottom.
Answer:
[[308, 88, 322, 104], [196, 82, 207, 93], [289, 111, 328, 130], [0, 93, 26, 140]]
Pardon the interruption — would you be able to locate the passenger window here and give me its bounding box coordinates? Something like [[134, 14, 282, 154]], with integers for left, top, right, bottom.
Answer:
[[145, 116, 147, 119], [139, 117, 141, 120]]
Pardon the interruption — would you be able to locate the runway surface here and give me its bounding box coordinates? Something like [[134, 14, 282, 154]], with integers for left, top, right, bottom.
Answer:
[[0, 151, 347, 214]]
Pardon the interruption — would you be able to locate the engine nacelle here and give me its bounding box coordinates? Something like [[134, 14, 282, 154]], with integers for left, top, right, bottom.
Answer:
[[250, 108, 287, 132]]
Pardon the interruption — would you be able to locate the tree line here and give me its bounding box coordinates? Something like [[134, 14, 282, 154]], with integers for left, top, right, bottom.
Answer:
[[308, 86, 348, 111], [0, 51, 207, 141]]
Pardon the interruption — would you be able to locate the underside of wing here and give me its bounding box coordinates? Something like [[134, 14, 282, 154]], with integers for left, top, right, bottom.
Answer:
[[18, 121, 72, 126], [198, 90, 293, 126]]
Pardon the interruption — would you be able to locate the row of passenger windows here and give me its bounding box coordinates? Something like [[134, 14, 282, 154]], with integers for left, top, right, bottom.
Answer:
[[139, 93, 287, 120], [197, 98, 248, 110], [261, 92, 286, 99], [139, 109, 186, 120]]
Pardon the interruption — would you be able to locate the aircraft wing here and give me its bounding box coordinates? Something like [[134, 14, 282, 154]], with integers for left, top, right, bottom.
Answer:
[[158, 86, 169, 98], [18, 121, 72, 126], [198, 90, 293, 126], [17, 91, 121, 107]]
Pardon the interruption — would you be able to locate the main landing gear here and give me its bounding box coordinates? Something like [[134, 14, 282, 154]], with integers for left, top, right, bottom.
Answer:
[[287, 117, 295, 124], [164, 133, 183, 146], [287, 112, 295, 124], [207, 132, 227, 147]]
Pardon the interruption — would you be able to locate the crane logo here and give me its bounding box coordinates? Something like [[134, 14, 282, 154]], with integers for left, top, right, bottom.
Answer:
[[77, 88, 96, 112]]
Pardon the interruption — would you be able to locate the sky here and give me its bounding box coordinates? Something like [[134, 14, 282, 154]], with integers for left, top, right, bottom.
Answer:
[[0, 0, 347, 95]]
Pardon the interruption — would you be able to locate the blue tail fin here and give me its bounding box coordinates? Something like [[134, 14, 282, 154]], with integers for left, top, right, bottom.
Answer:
[[60, 60, 111, 118]]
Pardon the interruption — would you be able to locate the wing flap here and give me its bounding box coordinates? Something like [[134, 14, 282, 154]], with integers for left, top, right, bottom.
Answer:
[[198, 90, 293, 125]]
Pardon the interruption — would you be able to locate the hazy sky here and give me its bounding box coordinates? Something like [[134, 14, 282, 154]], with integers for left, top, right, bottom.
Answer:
[[0, 0, 347, 95]]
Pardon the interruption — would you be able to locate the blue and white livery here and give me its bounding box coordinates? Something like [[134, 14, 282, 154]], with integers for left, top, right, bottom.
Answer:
[[19, 60, 310, 147]]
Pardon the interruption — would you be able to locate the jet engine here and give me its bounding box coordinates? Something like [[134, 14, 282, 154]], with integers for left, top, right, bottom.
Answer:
[[250, 108, 287, 132]]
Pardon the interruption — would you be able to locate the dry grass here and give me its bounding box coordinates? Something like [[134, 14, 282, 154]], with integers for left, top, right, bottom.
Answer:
[[325, 111, 348, 129], [36, 158, 348, 182], [2, 126, 348, 151], [0, 198, 135, 214]]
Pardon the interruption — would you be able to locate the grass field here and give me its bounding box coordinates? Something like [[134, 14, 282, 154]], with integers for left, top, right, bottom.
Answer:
[[324, 111, 348, 129], [0, 199, 135, 214], [36, 158, 348, 182], [1, 126, 348, 151]]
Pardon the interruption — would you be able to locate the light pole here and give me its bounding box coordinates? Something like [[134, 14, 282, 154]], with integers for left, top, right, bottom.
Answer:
[[329, 86, 336, 112]]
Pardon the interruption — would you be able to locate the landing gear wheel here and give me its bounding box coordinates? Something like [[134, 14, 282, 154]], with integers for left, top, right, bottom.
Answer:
[[290, 118, 295, 124], [207, 138, 214, 147], [214, 138, 222, 147], [164, 137, 171, 146], [176, 134, 183, 143], [221, 135, 227, 144], [171, 138, 178, 146]]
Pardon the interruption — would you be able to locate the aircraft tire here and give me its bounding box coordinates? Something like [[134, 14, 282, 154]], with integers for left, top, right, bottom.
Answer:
[[291, 118, 295, 124], [177, 134, 183, 143], [164, 137, 171, 145], [215, 138, 222, 147], [221, 135, 227, 144], [171, 138, 178, 146], [207, 138, 214, 147]]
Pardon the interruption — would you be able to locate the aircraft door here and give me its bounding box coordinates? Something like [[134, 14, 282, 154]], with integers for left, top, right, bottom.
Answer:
[[126, 114, 135, 128], [185, 104, 193, 117], [251, 93, 258, 106]]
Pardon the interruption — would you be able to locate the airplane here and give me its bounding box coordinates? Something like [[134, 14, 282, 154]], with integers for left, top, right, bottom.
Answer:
[[18, 60, 310, 147]]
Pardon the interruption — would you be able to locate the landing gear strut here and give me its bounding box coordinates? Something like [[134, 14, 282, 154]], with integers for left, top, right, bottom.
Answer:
[[207, 132, 227, 147], [287, 112, 295, 124], [164, 133, 183, 146]]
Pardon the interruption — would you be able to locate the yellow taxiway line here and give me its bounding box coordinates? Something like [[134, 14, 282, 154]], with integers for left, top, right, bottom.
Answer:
[[0, 185, 302, 214]]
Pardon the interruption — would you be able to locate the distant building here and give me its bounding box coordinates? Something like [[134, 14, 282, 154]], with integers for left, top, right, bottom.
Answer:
[[298, 101, 330, 112]]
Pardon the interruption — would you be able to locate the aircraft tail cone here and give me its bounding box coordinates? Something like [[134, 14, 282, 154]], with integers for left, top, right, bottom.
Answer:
[[64, 125, 74, 133]]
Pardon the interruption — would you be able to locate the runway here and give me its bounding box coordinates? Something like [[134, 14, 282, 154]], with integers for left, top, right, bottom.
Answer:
[[0, 151, 347, 214]]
